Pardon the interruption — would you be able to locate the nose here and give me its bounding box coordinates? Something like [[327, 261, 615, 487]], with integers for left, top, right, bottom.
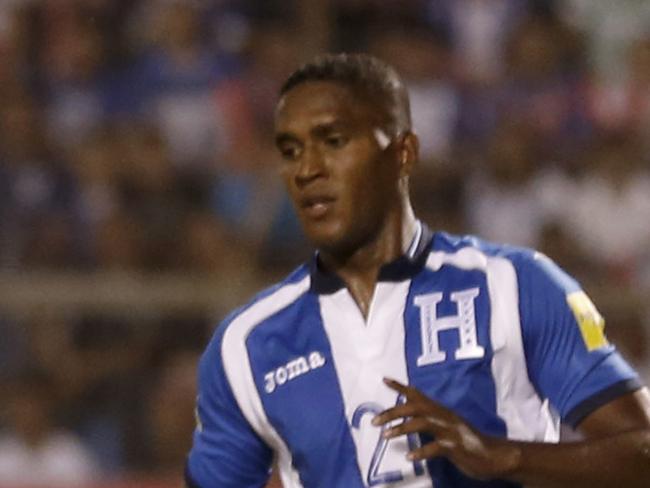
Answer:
[[295, 146, 327, 186]]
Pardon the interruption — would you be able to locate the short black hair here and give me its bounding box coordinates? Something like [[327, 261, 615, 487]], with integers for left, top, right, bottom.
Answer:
[[279, 53, 412, 136]]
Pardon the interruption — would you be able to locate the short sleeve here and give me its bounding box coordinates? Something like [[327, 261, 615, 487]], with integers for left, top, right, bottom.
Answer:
[[513, 252, 642, 427], [186, 325, 273, 488]]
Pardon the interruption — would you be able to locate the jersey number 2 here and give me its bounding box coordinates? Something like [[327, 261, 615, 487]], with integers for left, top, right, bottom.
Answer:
[[352, 398, 425, 486]]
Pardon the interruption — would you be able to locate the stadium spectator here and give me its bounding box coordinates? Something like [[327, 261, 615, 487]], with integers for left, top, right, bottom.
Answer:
[[588, 36, 650, 133], [560, 0, 650, 82], [464, 119, 568, 248], [556, 132, 650, 286], [0, 370, 99, 486], [0, 90, 82, 269], [369, 26, 459, 164], [128, 0, 242, 173], [40, 3, 113, 147], [144, 351, 200, 475]]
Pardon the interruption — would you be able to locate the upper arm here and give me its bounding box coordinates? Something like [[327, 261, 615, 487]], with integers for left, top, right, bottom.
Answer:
[[514, 252, 642, 427], [577, 388, 650, 438], [186, 327, 273, 488]]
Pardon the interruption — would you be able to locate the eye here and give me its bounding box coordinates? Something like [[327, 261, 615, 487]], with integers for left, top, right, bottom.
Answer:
[[278, 143, 301, 161], [324, 134, 348, 149]]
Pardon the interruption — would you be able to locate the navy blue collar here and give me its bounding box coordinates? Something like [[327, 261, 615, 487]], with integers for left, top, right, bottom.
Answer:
[[309, 223, 433, 294]]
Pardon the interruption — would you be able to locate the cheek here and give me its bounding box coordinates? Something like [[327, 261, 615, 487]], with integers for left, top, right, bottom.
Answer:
[[278, 165, 291, 184], [342, 159, 396, 207], [335, 172, 385, 229], [279, 168, 299, 202]]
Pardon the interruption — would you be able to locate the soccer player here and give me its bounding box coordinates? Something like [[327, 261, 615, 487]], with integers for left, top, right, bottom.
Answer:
[[185, 53, 650, 487]]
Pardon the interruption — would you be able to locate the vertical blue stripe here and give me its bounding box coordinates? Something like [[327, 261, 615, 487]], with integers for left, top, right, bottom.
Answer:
[[404, 265, 520, 488], [246, 292, 365, 488]]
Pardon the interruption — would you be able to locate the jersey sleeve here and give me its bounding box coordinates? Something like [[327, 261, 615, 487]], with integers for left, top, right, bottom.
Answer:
[[186, 324, 273, 488], [513, 252, 642, 428]]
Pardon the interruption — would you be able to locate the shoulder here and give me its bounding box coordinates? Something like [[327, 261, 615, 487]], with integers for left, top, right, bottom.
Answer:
[[428, 231, 580, 293], [206, 263, 312, 357], [430, 230, 535, 261], [195, 263, 312, 415]]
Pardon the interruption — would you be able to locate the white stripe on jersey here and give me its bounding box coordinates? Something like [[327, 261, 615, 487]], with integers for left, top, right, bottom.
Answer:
[[426, 248, 559, 442], [222, 276, 311, 488], [319, 281, 432, 488], [487, 256, 559, 441]]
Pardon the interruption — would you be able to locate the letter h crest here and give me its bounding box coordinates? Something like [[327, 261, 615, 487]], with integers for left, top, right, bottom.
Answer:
[[414, 287, 485, 366]]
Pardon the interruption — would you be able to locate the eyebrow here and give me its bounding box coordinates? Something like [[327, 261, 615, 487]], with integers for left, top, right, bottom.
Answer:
[[311, 120, 347, 137], [275, 119, 349, 145], [274, 132, 299, 148]]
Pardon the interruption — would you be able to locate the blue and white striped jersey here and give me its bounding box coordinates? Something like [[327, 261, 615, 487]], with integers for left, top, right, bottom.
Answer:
[[186, 225, 641, 488]]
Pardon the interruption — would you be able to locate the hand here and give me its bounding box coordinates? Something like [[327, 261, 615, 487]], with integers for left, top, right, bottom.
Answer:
[[372, 378, 520, 480]]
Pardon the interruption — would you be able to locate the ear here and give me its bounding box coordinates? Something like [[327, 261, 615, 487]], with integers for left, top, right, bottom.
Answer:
[[397, 131, 419, 178]]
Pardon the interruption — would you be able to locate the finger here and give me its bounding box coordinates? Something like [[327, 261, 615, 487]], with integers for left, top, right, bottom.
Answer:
[[373, 398, 450, 426], [407, 440, 454, 461], [383, 378, 421, 399], [382, 417, 440, 439], [380, 380, 462, 429], [372, 403, 423, 426], [383, 377, 407, 390], [383, 378, 457, 419]]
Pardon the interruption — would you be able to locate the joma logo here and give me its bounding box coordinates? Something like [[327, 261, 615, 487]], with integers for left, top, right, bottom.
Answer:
[[264, 351, 326, 393]]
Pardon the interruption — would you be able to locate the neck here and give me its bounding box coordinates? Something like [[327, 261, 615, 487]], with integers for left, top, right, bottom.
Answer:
[[319, 200, 417, 318]]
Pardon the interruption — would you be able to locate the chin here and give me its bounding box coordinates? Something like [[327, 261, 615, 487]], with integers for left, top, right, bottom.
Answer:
[[306, 232, 344, 254], [304, 223, 347, 252], [305, 226, 362, 258]]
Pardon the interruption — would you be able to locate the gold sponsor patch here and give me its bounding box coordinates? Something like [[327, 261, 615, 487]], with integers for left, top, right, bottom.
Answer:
[[567, 291, 608, 351]]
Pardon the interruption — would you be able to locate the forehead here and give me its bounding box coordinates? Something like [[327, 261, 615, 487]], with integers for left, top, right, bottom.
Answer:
[[275, 81, 376, 134]]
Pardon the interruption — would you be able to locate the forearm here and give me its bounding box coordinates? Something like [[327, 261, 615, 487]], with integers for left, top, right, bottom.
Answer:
[[502, 428, 650, 488]]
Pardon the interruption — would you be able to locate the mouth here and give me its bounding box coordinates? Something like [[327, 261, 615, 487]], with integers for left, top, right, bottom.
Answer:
[[300, 195, 336, 219]]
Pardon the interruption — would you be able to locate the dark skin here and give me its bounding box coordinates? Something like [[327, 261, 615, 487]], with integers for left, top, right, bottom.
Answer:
[[275, 80, 418, 317], [274, 80, 650, 486]]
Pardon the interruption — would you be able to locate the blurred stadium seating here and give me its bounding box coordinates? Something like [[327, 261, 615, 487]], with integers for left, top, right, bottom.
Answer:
[[0, 1, 648, 486]]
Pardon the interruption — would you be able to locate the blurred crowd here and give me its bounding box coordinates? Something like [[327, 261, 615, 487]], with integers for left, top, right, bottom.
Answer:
[[0, 0, 649, 485]]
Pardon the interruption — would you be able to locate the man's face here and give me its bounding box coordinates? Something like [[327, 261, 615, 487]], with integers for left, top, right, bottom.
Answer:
[[274, 81, 402, 255]]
